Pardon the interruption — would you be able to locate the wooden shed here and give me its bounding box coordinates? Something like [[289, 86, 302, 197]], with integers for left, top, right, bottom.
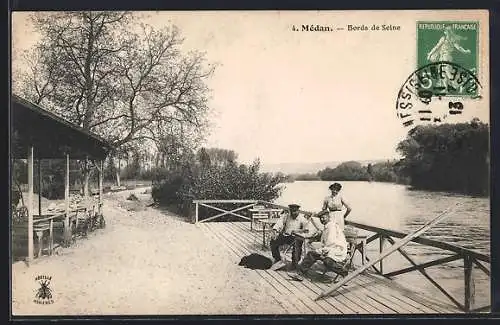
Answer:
[[11, 94, 113, 264]]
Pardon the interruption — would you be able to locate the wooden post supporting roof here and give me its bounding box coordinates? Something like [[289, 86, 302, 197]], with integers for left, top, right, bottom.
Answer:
[[64, 153, 70, 246], [12, 95, 112, 160], [27, 146, 34, 264], [98, 160, 103, 215]]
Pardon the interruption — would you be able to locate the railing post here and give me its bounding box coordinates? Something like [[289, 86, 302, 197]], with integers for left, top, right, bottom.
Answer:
[[379, 234, 385, 275], [195, 202, 198, 224], [361, 237, 367, 265], [464, 255, 475, 312]]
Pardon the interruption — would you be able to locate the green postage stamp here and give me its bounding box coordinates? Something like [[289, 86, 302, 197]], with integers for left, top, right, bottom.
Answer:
[[417, 21, 479, 97]]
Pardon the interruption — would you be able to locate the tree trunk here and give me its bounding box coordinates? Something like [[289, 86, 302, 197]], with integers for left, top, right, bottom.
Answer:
[[116, 158, 121, 187]]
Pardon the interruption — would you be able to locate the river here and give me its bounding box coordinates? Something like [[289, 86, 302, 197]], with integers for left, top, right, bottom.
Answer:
[[273, 181, 491, 310]]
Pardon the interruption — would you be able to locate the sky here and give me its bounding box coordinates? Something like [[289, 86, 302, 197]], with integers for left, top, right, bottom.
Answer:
[[12, 10, 490, 165]]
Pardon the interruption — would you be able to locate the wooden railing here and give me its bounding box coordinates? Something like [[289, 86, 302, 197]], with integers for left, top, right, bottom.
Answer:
[[192, 200, 260, 223], [192, 199, 490, 313], [263, 200, 491, 312], [345, 220, 490, 313]]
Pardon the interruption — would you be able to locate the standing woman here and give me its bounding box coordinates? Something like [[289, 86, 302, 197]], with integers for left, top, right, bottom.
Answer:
[[322, 182, 352, 231]]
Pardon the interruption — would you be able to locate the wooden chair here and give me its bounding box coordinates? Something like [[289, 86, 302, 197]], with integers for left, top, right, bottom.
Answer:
[[87, 204, 97, 232], [33, 220, 52, 257], [344, 226, 367, 269], [257, 218, 282, 249], [13, 206, 54, 258], [12, 206, 28, 223], [69, 210, 80, 243], [97, 202, 106, 229], [75, 207, 91, 238], [250, 205, 266, 231], [326, 227, 367, 282], [12, 206, 28, 261], [251, 212, 269, 231]]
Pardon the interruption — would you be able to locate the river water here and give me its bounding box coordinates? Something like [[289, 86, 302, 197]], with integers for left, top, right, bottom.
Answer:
[[273, 181, 491, 310]]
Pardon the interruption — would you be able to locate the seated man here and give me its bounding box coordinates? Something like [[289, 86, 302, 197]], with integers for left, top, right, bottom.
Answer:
[[288, 212, 349, 281], [270, 204, 308, 269]]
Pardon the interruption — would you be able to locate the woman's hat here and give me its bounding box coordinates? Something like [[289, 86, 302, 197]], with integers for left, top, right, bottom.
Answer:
[[288, 204, 301, 210], [329, 182, 342, 190]]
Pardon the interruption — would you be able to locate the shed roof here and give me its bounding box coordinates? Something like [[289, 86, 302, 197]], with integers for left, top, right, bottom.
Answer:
[[11, 95, 113, 160]]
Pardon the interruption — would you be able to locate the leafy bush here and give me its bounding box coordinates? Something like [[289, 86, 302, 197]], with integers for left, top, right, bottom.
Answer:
[[151, 170, 189, 206], [138, 168, 155, 181]]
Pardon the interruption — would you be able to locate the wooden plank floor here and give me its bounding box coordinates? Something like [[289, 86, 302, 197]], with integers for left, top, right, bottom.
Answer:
[[197, 221, 461, 314]]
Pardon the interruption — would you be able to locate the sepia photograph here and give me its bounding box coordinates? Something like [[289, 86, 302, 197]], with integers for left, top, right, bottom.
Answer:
[[10, 10, 491, 316]]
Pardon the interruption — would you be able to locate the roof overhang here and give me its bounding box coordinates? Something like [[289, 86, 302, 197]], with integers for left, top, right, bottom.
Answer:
[[11, 95, 113, 160]]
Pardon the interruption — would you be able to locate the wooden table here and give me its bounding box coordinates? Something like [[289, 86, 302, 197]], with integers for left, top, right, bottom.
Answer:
[[292, 231, 368, 268], [249, 208, 283, 231], [248, 208, 282, 215], [45, 206, 89, 246], [345, 234, 368, 266], [33, 212, 65, 257]]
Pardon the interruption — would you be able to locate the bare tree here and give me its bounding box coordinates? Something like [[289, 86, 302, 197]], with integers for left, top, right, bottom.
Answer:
[[14, 11, 216, 194]]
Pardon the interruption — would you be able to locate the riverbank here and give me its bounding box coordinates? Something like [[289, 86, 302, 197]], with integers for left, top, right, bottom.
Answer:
[[11, 188, 285, 315]]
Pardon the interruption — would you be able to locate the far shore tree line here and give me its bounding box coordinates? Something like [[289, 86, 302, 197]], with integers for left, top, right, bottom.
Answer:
[[290, 119, 489, 197], [291, 159, 408, 184], [12, 119, 489, 213]]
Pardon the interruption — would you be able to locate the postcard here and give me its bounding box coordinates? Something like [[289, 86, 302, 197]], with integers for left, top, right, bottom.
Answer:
[[11, 10, 490, 316]]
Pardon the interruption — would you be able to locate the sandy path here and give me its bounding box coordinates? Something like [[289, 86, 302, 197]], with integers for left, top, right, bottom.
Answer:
[[11, 188, 286, 315]]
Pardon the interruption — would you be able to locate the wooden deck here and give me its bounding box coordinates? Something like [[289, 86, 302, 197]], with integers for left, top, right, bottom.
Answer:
[[198, 221, 461, 314]]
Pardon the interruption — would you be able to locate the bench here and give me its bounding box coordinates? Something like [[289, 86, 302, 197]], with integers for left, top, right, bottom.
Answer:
[[249, 206, 283, 231]]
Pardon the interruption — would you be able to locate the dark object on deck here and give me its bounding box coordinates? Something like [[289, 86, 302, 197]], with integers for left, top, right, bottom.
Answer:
[[238, 253, 273, 270], [127, 194, 139, 201]]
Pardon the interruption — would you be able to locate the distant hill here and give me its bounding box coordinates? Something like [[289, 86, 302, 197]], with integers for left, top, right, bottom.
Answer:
[[261, 159, 390, 175]]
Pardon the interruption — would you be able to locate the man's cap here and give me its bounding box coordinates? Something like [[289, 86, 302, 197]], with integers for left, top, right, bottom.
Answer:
[[288, 204, 301, 210]]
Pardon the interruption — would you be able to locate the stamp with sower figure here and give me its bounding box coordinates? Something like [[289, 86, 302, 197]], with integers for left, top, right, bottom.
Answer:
[[396, 21, 481, 128]]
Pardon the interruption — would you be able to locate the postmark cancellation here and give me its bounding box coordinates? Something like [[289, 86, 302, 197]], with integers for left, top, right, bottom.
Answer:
[[396, 21, 481, 128]]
